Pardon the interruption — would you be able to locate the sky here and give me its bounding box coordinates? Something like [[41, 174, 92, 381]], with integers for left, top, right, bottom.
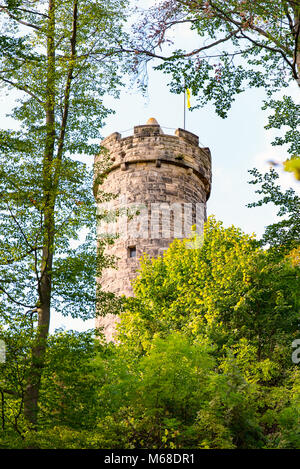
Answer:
[[1, 1, 299, 332]]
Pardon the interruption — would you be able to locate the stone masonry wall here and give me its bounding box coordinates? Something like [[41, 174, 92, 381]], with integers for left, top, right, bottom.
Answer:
[[94, 121, 212, 341]]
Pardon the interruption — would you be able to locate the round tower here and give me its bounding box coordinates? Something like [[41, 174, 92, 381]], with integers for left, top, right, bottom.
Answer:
[[93, 118, 212, 341]]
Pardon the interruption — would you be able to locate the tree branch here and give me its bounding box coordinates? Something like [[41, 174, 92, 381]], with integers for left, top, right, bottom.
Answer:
[[237, 30, 297, 78], [53, 0, 78, 189], [0, 387, 18, 397], [6, 203, 33, 251], [0, 76, 44, 105], [117, 27, 241, 62], [0, 6, 41, 30], [0, 285, 35, 309], [1, 246, 43, 266]]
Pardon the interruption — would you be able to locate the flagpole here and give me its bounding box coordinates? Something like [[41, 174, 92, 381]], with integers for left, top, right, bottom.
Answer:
[[183, 89, 186, 129]]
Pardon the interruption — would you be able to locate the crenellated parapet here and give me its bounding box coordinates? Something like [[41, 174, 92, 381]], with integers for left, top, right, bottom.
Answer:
[[94, 124, 211, 201]]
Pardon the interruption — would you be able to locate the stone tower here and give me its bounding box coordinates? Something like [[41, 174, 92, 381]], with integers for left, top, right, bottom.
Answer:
[[93, 118, 212, 341]]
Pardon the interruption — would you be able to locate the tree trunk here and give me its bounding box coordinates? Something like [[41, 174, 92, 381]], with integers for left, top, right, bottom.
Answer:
[[293, 1, 300, 84], [23, 0, 56, 427]]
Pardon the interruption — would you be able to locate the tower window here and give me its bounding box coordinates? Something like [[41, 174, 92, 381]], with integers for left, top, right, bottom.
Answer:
[[128, 246, 136, 258]]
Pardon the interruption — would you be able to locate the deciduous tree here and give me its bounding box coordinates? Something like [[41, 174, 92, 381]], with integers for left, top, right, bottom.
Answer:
[[0, 0, 128, 425]]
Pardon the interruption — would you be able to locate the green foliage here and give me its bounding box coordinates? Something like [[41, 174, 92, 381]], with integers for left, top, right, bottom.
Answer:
[[39, 329, 104, 429], [259, 370, 300, 448], [248, 168, 300, 250], [0, 0, 128, 319], [94, 332, 264, 449], [0, 320, 104, 437], [118, 217, 299, 364], [155, 53, 279, 119], [0, 313, 35, 436], [0, 218, 299, 448], [284, 157, 300, 181], [262, 96, 300, 180], [134, 0, 299, 114], [263, 96, 300, 158], [0, 0, 130, 424]]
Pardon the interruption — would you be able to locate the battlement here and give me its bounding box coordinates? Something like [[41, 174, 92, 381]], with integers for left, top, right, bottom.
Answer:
[[94, 122, 211, 200]]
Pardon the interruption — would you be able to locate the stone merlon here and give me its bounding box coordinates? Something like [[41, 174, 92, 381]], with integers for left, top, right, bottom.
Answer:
[[94, 123, 211, 201]]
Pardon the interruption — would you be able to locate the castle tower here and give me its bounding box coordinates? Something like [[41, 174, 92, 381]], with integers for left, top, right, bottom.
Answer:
[[93, 118, 212, 341]]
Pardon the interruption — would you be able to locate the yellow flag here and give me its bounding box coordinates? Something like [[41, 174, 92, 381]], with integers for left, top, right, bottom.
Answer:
[[186, 88, 191, 109]]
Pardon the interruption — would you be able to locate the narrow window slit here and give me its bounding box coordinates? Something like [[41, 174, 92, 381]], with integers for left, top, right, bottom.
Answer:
[[128, 246, 136, 258]]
